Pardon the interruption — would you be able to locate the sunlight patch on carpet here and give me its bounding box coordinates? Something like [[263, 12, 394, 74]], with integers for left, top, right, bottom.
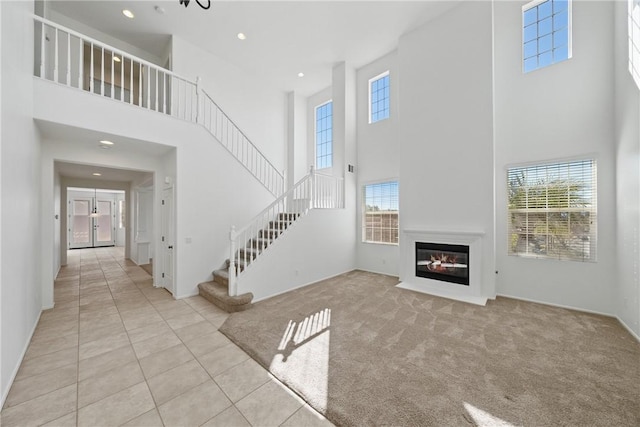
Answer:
[[463, 402, 517, 427], [270, 308, 331, 411]]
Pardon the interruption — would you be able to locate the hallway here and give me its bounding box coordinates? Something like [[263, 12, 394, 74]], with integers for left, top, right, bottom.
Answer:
[[1, 248, 331, 426]]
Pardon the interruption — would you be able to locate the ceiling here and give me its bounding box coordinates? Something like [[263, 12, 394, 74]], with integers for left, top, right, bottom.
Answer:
[[56, 161, 152, 183], [48, 0, 460, 96], [37, 120, 167, 184]]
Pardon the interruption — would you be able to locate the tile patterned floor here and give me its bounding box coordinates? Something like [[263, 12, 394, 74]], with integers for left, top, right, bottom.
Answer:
[[1, 247, 333, 427]]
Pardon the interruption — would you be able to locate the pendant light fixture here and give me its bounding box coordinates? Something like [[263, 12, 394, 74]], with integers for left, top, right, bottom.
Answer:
[[89, 188, 100, 218]]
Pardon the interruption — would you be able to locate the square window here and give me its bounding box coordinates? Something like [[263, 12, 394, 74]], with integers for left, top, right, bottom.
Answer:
[[369, 71, 390, 123], [524, 40, 538, 58], [523, 0, 572, 73], [524, 24, 537, 42], [539, 34, 552, 52], [538, 17, 553, 36]]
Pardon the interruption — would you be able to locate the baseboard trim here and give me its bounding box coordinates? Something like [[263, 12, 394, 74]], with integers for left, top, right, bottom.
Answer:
[[1, 309, 42, 408], [175, 291, 200, 300], [616, 316, 640, 343], [496, 292, 614, 318], [252, 268, 356, 304]]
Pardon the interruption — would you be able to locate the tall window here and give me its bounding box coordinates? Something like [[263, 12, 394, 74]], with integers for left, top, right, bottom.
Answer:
[[369, 71, 390, 123], [507, 159, 596, 262], [363, 181, 399, 245], [629, 0, 640, 90], [523, 0, 571, 73], [315, 101, 333, 170]]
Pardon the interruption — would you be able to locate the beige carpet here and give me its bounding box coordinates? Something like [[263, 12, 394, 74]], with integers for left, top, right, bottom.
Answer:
[[219, 270, 640, 426]]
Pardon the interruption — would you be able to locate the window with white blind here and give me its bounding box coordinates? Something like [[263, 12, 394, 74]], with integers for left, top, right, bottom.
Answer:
[[363, 181, 399, 245], [507, 159, 596, 262]]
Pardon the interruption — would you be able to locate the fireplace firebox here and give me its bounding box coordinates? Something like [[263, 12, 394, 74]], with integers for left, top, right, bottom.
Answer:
[[415, 242, 469, 286]]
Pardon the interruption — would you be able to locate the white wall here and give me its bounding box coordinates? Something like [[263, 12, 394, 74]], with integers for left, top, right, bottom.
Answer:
[[238, 209, 356, 301], [53, 167, 61, 275], [398, 2, 496, 298], [614, 0, 640, 337], [171, 35, 287, 173], [356, 51, 400, 276], [494, 1, 616, 314], [34, 78, 277, 300], [286, 91, 308, 186], [1, 0, 43, 406], [115, 191, 126, 247]]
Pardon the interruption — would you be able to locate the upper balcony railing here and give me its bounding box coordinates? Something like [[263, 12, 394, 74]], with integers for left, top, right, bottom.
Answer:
[[33, 15, 284, 196]]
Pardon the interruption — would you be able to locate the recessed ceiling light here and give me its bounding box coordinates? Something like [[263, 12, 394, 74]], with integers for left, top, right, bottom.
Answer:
[[298, 72, 305, 78], [113, 56, 121, 63], [122, 9, 134, 19], [92, 173, 102, 176], [237, 33, 247, 40], [99, 140, 114, 146]]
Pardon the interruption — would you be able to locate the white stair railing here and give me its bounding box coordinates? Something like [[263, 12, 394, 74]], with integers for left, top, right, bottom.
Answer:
[[33, 15, 285, 196], [200, 90, 285, 197], [313, 171, 345, 209], [228, 167, 344, 296], [33, 15, 197, 121]]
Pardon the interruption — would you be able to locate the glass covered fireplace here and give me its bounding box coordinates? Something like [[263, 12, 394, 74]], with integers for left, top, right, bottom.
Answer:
[[415, 242, 469, 286]]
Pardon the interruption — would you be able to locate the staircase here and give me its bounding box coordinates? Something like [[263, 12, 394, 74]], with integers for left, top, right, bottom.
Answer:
[[198, 212, 301, 312], [198, 169, 343, 312]]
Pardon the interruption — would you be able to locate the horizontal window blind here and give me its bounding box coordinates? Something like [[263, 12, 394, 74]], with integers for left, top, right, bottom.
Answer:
[[507, 159, 596, 261]]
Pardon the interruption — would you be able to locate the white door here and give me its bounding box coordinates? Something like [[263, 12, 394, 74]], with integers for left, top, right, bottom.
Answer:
[[69, 198, 92, 249], [94, 199, 115, 247], [161, 188, 175, 294]]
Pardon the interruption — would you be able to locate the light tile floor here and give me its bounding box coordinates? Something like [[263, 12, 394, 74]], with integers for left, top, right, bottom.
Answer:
[[1, 247, 333, 427]]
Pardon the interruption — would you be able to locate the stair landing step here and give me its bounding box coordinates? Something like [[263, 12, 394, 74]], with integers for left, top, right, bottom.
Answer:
[[198, 281, 253, 313]]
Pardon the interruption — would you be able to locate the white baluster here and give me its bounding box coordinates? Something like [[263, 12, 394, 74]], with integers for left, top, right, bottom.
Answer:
[[100, 47, 104, 95], [54, 29, 59, 82], [39, 22, 45, 78], [66, 33, 71, 86], [89, 43, 94, 93], [146, 65, 151, 109], [155, 68, 158, 111], [78, 37, 83, 89], [120, 53, 124, 101], [195, 76, 201, 123], [110, 50, 114, 98], [130, 59, 134, 105], [309, 165, 315, 209], [138, 62, 142, 106], [163, 73, 167, 113], [229, 226, 237, 297]]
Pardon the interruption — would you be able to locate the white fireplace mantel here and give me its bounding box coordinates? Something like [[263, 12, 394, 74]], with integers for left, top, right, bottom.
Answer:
[[398, 228, 488, 306]]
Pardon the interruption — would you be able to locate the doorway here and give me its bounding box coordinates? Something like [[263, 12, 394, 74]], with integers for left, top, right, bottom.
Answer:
[[68, 188, 121, 249]]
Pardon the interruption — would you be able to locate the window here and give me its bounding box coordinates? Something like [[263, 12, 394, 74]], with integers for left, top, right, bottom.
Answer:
[[369, 71, 390, 123], [363, 181, 399, 245], [507, 159, 596, 262], [523, 0, 571, 73], [629, 0, 640, 90], [315, 101, 333, 169]]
